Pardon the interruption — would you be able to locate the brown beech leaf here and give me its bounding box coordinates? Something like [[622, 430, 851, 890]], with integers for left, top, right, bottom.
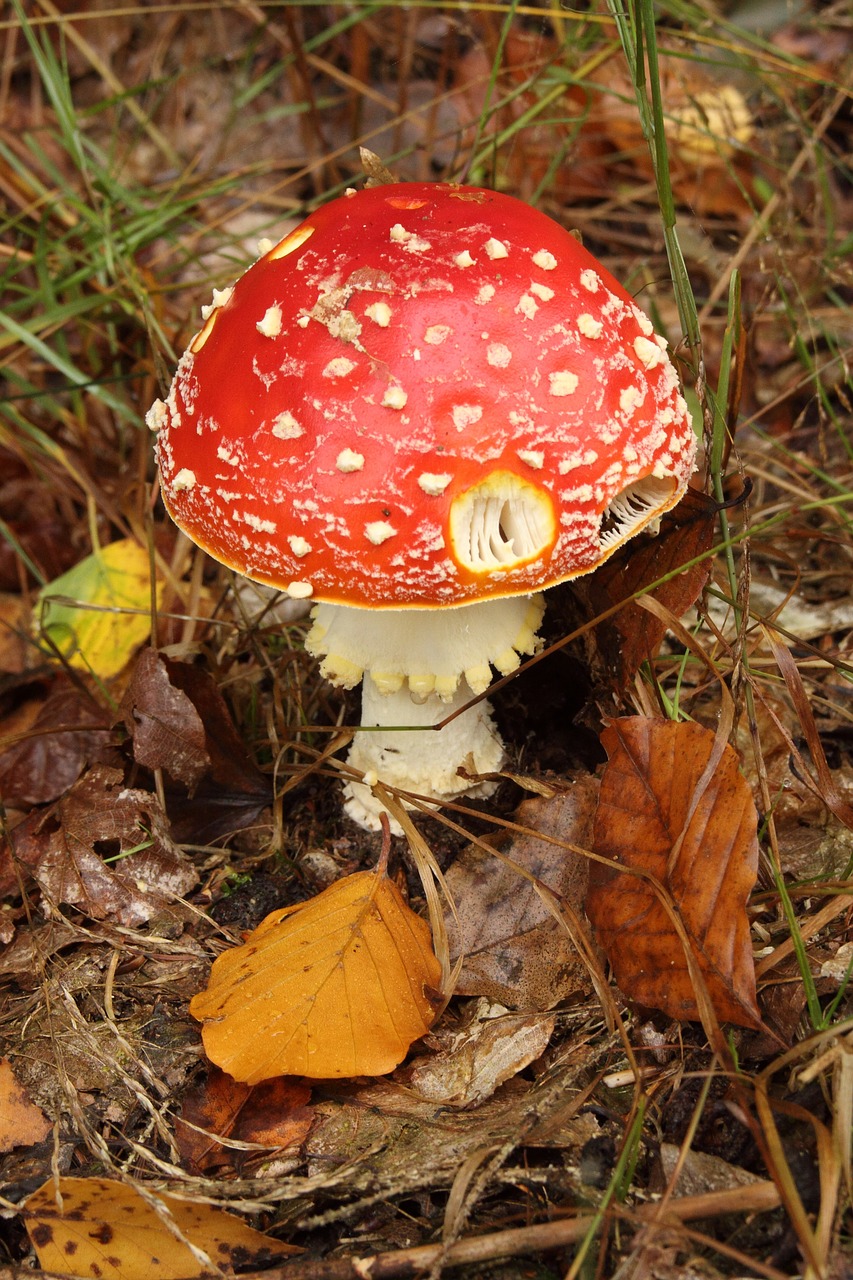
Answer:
[[586, 718, 761, 1028], [190, 870, 442, 1083], [24, 1175, 298, 1279], [0, 1058, 51, 1151], [566, 488, 717, 699], [10, 765, 197, 925], [121, 650, 270, 841], [445, 783, 596, 1010], [175, 1069, 313, 1174], [0, 684, 116, 807]]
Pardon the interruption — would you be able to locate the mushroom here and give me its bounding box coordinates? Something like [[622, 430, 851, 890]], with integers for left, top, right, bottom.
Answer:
[[151, 182, 696, 830]]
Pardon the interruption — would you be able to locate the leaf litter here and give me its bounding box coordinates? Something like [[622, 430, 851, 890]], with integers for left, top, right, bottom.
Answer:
[[1, 3, 851, 1278]]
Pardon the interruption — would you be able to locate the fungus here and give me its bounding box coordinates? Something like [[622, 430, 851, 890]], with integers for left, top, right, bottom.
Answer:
[[152, 182, 696, 829]]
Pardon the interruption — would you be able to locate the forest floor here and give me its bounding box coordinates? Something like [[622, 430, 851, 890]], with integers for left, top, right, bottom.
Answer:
[[1, 3, 852, 1278]]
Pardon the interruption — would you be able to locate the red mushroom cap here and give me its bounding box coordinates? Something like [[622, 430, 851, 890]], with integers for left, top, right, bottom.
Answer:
[[153, 183, 696, 607]]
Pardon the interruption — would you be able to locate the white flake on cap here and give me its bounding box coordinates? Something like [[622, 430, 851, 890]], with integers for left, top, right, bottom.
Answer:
[[365, 301, 392, 327], [201, 286, 234, 320], [475, 285, 496, 305], [257, 304, 283, 337], [580, 269, 601, 293], [558, 448, 599, 474], [146, 399, 168, 432], [241, 511, 276, 533], [271, 411, 303, 439], [577, 314, 603, 339], [549, 370, 579, 396], [633, 306, 655, 336], [529, 281, 554, 302], [452, 404, 483, 431], [418, 472, 452, 495], [287, 581, 313, 598], [217, 444, 240, 465], [485, 237, 509, 260], [389, 223, 431, 253], [516, 294, 538, 319], [634, 335, 666, 369], [532, 249, 558, 270], [517, 449, 544, 469], [454, 250, 475, 267], [172, 468, 196, 491], [382, 386, 408, 409], [487, 343, 512, 368], [288, 535, 312, 557], [424, 325, 452, 345], [620, 385, 645, 414], [323, 356, 357, 378], [365, 521, 397, 545], [336, 448, 365, 473]]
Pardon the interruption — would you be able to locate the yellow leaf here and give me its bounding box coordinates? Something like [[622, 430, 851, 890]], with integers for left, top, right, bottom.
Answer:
[[24, 1176, 297, 1279], [36, 539, 163, 679], [190, 870, 443, 1082]]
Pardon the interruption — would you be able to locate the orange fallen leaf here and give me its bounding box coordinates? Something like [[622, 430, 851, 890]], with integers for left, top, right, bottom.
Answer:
[[190, 869, 443, 1082], [24, 1176, 297, 1279], [586, 718, 761, 1028], [0, 1058, 50, 1151]]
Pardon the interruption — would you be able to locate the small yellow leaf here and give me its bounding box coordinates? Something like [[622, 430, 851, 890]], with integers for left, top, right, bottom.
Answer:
[[191, 870, 443, 1082], [24, 1176, 297, 1279], [36, 539, 163, 679]]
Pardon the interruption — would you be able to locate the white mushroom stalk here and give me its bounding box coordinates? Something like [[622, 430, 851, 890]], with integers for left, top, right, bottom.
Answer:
[[306, 595, 544, 830]]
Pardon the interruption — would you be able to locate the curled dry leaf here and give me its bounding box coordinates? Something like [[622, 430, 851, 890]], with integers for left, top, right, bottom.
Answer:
[[586, 718, 762, 1028], [9, 765, 198, 925], [175, 1069, 314, 1174], [0, 1058, 51, 1151], [121, 649, 271, 843], [408, 1001, 556, 1107], [190, 870, 443, 1083], [24, 1176, 298, 1280]]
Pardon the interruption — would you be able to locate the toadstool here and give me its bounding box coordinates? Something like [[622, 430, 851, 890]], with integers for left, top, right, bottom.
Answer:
[[151, 182, 696, 829]]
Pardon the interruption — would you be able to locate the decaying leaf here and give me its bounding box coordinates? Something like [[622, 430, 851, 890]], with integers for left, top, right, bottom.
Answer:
[[191, 869, 443, 1082], [587, 718, 761, 1028], [24, 1176, 298, 1279], [0, 684, 116, 808], [35, 538, 164, 679], [9, 765, 198, 925], [408, 1000, 556, 1107], [121, 649, 271, 842], [175, 1069, 314, 1174], [445, 783, 596, 1010], [0, 1058, 51, 1151]]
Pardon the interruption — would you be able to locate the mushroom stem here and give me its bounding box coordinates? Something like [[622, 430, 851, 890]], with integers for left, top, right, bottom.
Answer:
[[343, 678, 504, 832]]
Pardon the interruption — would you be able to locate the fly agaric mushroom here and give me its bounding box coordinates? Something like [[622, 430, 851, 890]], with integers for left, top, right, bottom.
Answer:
[[151, 182, 696, 829]]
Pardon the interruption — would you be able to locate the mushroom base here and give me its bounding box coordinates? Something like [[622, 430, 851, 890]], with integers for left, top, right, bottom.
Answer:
[[343, 680, 504, 832]]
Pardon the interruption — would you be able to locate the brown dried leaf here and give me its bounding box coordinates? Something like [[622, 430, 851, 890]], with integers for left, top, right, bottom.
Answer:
[[121, 650, 270, 841], [24, 1175, 298, 1279], [121, 649, 211, 788], [0, 1058, 51, 1151], [10, 765, 198, 925], [567, 488, 717, 700], [587, 718, 761, 1028], [175, 1069, 313, 1175], [445, 783, 596, 1011], [0, 685, 116, 807]]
